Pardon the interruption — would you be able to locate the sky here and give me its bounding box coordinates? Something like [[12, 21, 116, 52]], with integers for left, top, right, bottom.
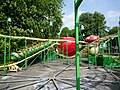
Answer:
[[62, 0, 120, 30]]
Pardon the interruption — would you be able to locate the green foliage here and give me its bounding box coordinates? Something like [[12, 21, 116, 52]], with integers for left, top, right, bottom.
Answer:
[[0, 0, 64, 38], [60, 27, 75, 37], [109, 26, 120, 35], [60, 27, 69, 37], [79, 11, 107, 38], [0, 0, 64, 62]]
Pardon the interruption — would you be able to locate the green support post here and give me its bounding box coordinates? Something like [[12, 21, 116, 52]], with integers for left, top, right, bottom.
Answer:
[[108, 37, 111, 57], [40, 52, 42, 62], [101, 41, 104, 55], [88, 43, 91, 65], [8, 38, 11, 62], [43, 43, 46, 65], [62, 42, 64, 61], [108, 37, 111, 70], [118, 30, 120, 57], [48, 49, 50, 62], [25, 39, 28, 68], [55, 44, 57, 60], [75, 0, 83, 9], [74, 0, 83, 90], [66, 41, 68, 64], [94, 45, 97, 67], [4, 36, 7, 74], [118, 17, 120, 57]]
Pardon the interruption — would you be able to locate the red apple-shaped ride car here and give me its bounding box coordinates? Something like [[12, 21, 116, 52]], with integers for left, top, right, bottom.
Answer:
[[85, 35, 99, 43], [58, 37, 75, 56]]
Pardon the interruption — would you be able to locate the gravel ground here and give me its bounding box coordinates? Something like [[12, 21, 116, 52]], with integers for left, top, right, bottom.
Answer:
[[0, 59, 120, 90]]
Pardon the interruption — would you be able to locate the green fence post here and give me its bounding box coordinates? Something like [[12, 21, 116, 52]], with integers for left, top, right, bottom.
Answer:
[[118, 16, 120, 56], [66, 41, 68, 64], [40, 52, 42, 62], [4, 36, 7, 74], [43, 43, 46, 65], [48, 41, 50, 62], [25, 39, 27, 68], [74, 0, 83, 90], [88, 43, 90, 66], [108, 37, 111, 58], [8, 38, 11, 62], [48, 49, 50, 62], [94, 45, 97, 67], [118, 30, 120, 57], [55, 44, 57, 60], [62, 42, 64, 61], [101, 41, 104, 55], [108, 37, 111, 70]]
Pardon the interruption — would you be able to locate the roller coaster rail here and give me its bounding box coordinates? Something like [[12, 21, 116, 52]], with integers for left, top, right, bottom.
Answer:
[[0, 30, 120, 90]]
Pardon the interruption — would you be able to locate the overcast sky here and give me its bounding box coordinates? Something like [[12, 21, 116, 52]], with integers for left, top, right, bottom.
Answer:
[[62, 0, 120, 30]]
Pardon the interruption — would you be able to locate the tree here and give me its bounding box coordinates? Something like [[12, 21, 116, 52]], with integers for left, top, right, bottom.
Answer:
[[60, 27, 69, 37], [79, 11, 106, 38], [0, 0, 64, 38], [60, 27, 75, 37], [109, 26, 120, 35]]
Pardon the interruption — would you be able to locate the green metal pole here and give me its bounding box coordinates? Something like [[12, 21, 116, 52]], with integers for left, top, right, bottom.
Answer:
[[108, 37, 111, 70], [8, 38, 11, 62], [62, 42, 64, 61], [47, 42, 49, 62], [75, 0, 83, 9], [25, 39, 27, 68], [118, 17, 120, 57], [8, 27, 11, 62], [48, 41, 50, 61], [4, 36, 7, 74], [66, 41, 68, 64], [101, 42, 104, 55], [40, 52, 42, 62], [118, 30, 120, 57], [74, 0, 83, 90], [43, 43, 46, 64]]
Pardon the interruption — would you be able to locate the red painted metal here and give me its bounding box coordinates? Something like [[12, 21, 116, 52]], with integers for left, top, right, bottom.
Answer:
[[85, 35, 99, 43], [58, 37, 76, 56]]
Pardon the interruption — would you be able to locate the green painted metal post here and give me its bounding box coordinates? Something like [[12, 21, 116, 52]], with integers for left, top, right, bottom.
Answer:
[[62, 42, 64, 61], [8, 38, 11, 62], [47, 49, 51, 62], [25, 39, 27, 68], [55, 44, 57, 60], [43, 43, 46, 64], [66, 41, 68, 64], [40, 52, 42, 62], [74, 0, 83, 90], [118, 17, 120, 57], [108, 37, 111, 70], [101, 42, 104, 55], [94, 46, 97, 67], [46, 44, 49, 62], [118, 31, 120, 57], [4, 36, 7, 74]]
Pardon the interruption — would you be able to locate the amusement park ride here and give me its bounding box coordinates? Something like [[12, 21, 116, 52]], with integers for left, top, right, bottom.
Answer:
[[0, 0, 120, 90]]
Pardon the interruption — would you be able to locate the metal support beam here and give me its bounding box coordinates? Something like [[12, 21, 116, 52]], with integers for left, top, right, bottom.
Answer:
[[118, 17, 120, 57], [75, 0, 83, 9], [4, 36, 7, 74], [74, 0, 83, 90]]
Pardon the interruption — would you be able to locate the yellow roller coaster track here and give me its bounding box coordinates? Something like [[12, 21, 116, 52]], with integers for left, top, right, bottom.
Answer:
[[0, 34, 119, 68], [0, 42, 59, 68]]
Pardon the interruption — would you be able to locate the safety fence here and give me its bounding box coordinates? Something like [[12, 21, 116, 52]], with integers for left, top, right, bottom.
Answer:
[[88, 30, 120, 70], [0, 34, 74, 74]]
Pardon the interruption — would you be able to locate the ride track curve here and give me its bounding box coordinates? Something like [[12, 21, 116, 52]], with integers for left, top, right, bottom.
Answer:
[[56, 34, 118, 59], [0, 34, 119, 69], [0, 42, 59, 68]]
